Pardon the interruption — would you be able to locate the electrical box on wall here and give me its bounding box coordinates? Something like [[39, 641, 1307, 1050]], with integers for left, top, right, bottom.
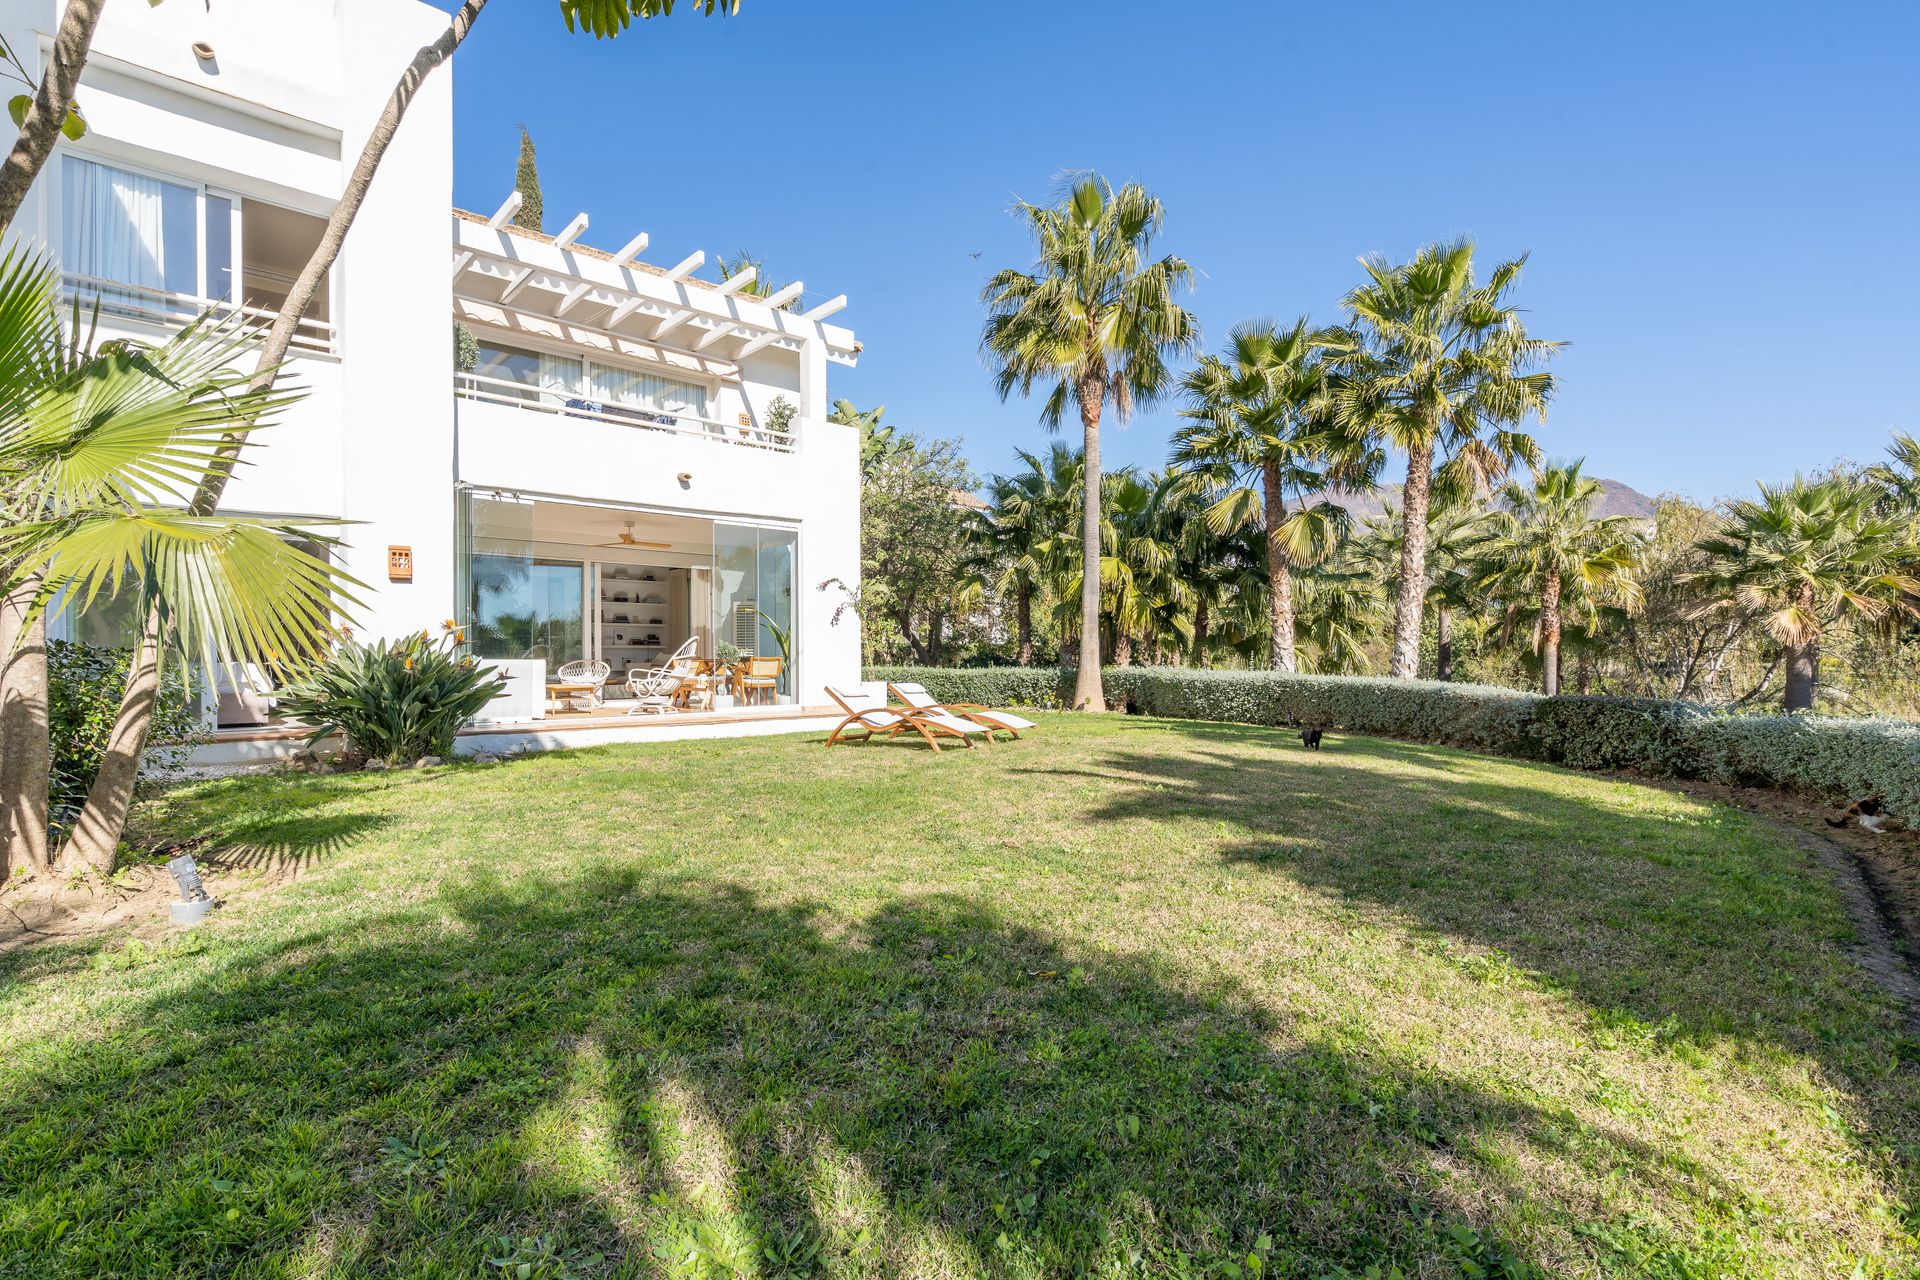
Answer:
[[388, 545, 413, 582]]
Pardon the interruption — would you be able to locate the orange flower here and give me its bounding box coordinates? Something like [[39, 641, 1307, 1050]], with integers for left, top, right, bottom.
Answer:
[[454, 629, 466, 644], [404, 657, 414, 671], [442, 618, 457, 630]]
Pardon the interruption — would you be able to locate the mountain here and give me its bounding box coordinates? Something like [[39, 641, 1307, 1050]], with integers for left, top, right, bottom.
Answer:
[[1326, 476, 1658, 523]]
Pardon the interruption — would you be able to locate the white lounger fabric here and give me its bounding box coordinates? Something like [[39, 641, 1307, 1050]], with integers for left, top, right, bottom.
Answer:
[[890, 682, 1036, 732]]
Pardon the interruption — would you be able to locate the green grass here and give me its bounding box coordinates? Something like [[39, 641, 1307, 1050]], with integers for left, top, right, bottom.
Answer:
[[2, 716, 1916, 1278]]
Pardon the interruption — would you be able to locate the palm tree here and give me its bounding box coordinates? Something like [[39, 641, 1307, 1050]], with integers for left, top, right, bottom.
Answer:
[[0, 250, 349, 875], [968, 444, 1079, 665], [1470, 462, 1643, 695], [981, 173, 1198, 709], [1329, 238, 1560, 679], [1867, 430, 1920, 526], [1355, 496, 1491, 681], [1172, 318, 1377, 672], [1100, 469, 1186, 666], [1686, 474, 1920, 711], [1293, 562, 1386, 675]]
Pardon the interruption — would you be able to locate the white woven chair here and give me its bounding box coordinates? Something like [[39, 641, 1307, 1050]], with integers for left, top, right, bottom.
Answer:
[[553, 658, 611, 711], [626, 637, 699, 715]]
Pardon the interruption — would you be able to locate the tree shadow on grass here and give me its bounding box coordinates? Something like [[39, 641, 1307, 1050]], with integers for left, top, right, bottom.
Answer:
[[1048, 718, 1920, 1224], [0, 862, 1770, 1279]]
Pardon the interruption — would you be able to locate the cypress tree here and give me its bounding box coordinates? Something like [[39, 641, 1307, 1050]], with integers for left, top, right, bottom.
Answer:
[[513, 127, 543, 234]]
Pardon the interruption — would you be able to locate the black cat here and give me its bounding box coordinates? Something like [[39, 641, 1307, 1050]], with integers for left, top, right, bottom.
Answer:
[[1298, 727, 1324, 750]]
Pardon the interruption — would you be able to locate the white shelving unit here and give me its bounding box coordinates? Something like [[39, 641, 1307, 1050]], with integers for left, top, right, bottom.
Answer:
[[590, 563, 691, 692]]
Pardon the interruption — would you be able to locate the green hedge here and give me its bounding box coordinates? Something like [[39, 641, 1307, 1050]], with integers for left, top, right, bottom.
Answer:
[[864, 665, 1920, 825]]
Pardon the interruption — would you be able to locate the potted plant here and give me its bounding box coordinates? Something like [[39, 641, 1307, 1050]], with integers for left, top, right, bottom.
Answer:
[[713, 640, 742, 709]]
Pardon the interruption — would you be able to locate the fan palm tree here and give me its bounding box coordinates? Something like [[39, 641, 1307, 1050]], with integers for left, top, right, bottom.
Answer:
[[0, 249, 351, 875], [1866, 430, 1920, 527], [1685, 474, 1920, 711], [981, 173, 1198, 709], [1172, 318, 1379, 672], [1293, 562, 1386, 675], [1328, 238, 1560, 680], [1355, 496, 1492, 682], [1469, 462, 1643, 695], [968, 444, 1080, 664], [1100, 469, 1186, 666]]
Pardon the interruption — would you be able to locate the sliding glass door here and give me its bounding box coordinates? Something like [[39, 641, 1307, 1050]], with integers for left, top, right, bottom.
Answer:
[[465, 493, 586, 663], [712, 522, 797, 696]]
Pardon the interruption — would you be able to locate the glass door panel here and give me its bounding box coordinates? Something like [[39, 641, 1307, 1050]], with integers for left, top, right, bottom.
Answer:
[[712, 522, 797, 699], [467, 493, 585, 663]]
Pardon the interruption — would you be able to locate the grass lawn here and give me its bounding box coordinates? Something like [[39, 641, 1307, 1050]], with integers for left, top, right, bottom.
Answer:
[[2, 716, 1916, 1278]]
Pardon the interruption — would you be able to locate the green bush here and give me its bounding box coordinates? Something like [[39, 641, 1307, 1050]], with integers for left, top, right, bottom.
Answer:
[[866, 665, 1077, 710], [864, 665, 1920, 824], [47, 641, 200, 837], [274, 627, 507, 765]]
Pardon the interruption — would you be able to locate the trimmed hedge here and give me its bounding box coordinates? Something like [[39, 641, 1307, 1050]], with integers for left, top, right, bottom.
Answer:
[[865, 665, 1920, 825]]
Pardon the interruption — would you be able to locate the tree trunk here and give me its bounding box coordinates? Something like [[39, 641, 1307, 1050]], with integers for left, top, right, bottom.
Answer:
[[0, 0, 106, 233], [1540, 569, 1562, 697], [1389, 435, 1435, 679], [189, 0, 489, 515], [62, 612, 162, 875], [1435, 602, 1453, 682], [1113, 630, 1132, 666], [1015, 586, 1032, 666], [0, 576, 51, 878], [1262, 461, 1296, 674], [1073, 376, 1105, 711], [1191, 597, 1209, 666], [66, 2, 493, 863], [1785, 640, 1817, 711]]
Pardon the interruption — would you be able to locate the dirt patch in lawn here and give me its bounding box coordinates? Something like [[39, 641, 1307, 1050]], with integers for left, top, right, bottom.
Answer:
[[0, 841, 306, 955]]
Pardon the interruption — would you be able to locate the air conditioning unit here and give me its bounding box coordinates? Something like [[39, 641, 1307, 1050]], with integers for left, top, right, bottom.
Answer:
[[731, 600, 758, 652]]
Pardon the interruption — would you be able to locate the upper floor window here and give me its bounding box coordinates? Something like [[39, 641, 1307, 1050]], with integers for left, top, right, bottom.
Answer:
[[62, 155, 234, 306], [59, 155, 335, 349], [470, 337, 710, 420]]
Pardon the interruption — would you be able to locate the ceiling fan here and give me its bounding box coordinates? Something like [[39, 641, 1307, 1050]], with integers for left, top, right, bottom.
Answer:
[[594, 520, 672, 550]]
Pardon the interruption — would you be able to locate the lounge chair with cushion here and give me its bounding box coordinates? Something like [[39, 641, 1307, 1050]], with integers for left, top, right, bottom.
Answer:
[[824, 686, 987, 752], [887, 681, 1037, 741]]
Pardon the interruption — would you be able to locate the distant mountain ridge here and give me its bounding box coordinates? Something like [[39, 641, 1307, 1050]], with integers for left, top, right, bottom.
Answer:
[[1327, 476, 1658, 522]]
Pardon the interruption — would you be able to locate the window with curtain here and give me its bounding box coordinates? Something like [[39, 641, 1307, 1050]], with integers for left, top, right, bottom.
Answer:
[[61, 156, 211, 304], [471, 340, 583, 402], [591, 364, 709, 418]]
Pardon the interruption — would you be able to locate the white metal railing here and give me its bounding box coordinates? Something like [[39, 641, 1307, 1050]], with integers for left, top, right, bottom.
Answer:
[[452, 370, 798, 452], [59, 272, 339, 357]]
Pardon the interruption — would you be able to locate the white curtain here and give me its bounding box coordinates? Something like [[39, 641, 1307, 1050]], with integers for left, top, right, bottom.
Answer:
[[592, 363, 707, 416], [538, 351, 583, 399], [62, 156, 167, 292]]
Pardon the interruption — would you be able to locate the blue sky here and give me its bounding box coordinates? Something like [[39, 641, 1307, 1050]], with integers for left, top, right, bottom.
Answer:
[[444, 1, 1918, 502]]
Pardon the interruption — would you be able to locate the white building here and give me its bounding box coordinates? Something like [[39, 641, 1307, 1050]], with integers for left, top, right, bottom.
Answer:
[[2, 0, 864, 748]]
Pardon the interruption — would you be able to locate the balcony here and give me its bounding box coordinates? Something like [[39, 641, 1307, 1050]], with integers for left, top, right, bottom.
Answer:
[[61, 272, 338, 358], [453, 371, 796, 452]]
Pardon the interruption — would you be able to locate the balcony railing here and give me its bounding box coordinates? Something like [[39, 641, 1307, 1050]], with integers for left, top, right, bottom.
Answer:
[[453, 371, 797, 452], [59, 272, 338, 357]]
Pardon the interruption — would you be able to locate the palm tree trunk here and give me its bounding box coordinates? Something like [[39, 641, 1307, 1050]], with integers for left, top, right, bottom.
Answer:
[[1015, 586, 1033, 666], [62, 612, 163, 875], [1262, 462, 1296, 673], [0, 0, 106, 232], [1540, 569, 1562, 696], [1113, 631, 1132, 666], [1785, 640, 1817, 711], [65, 0, 493, 870], [1191, 597, 1209, 666], [1389, 435, 1435, 679], [0, 575, 51, 878], [1073, 377, 1106, 711], [1435, 602, 1453, 682]]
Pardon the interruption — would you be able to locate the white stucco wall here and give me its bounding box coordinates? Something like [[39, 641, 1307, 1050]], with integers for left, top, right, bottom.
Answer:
[[3, 0, 862, 696]]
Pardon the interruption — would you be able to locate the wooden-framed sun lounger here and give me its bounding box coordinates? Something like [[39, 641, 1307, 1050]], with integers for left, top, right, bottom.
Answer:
[[823, 686, 988, 752], [886, 682, 1036, 741]]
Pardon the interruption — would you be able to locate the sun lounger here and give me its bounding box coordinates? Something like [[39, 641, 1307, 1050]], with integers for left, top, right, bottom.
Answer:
[[887, 681, 1036, 740], [824, 685, 988, 752]]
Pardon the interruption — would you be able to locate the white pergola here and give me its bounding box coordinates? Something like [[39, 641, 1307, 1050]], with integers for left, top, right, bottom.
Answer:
[[451, 194, 857, 368]]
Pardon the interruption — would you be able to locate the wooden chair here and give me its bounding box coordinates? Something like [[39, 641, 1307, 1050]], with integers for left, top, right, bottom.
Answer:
[[738, 655, 782, 705]]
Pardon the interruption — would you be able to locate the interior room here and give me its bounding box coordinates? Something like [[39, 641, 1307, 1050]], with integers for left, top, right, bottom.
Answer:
[[459, 490, 796, 709]]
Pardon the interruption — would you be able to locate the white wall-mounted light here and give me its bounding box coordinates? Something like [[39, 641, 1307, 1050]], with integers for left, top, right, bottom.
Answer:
[[191, 41, 216, 62]]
